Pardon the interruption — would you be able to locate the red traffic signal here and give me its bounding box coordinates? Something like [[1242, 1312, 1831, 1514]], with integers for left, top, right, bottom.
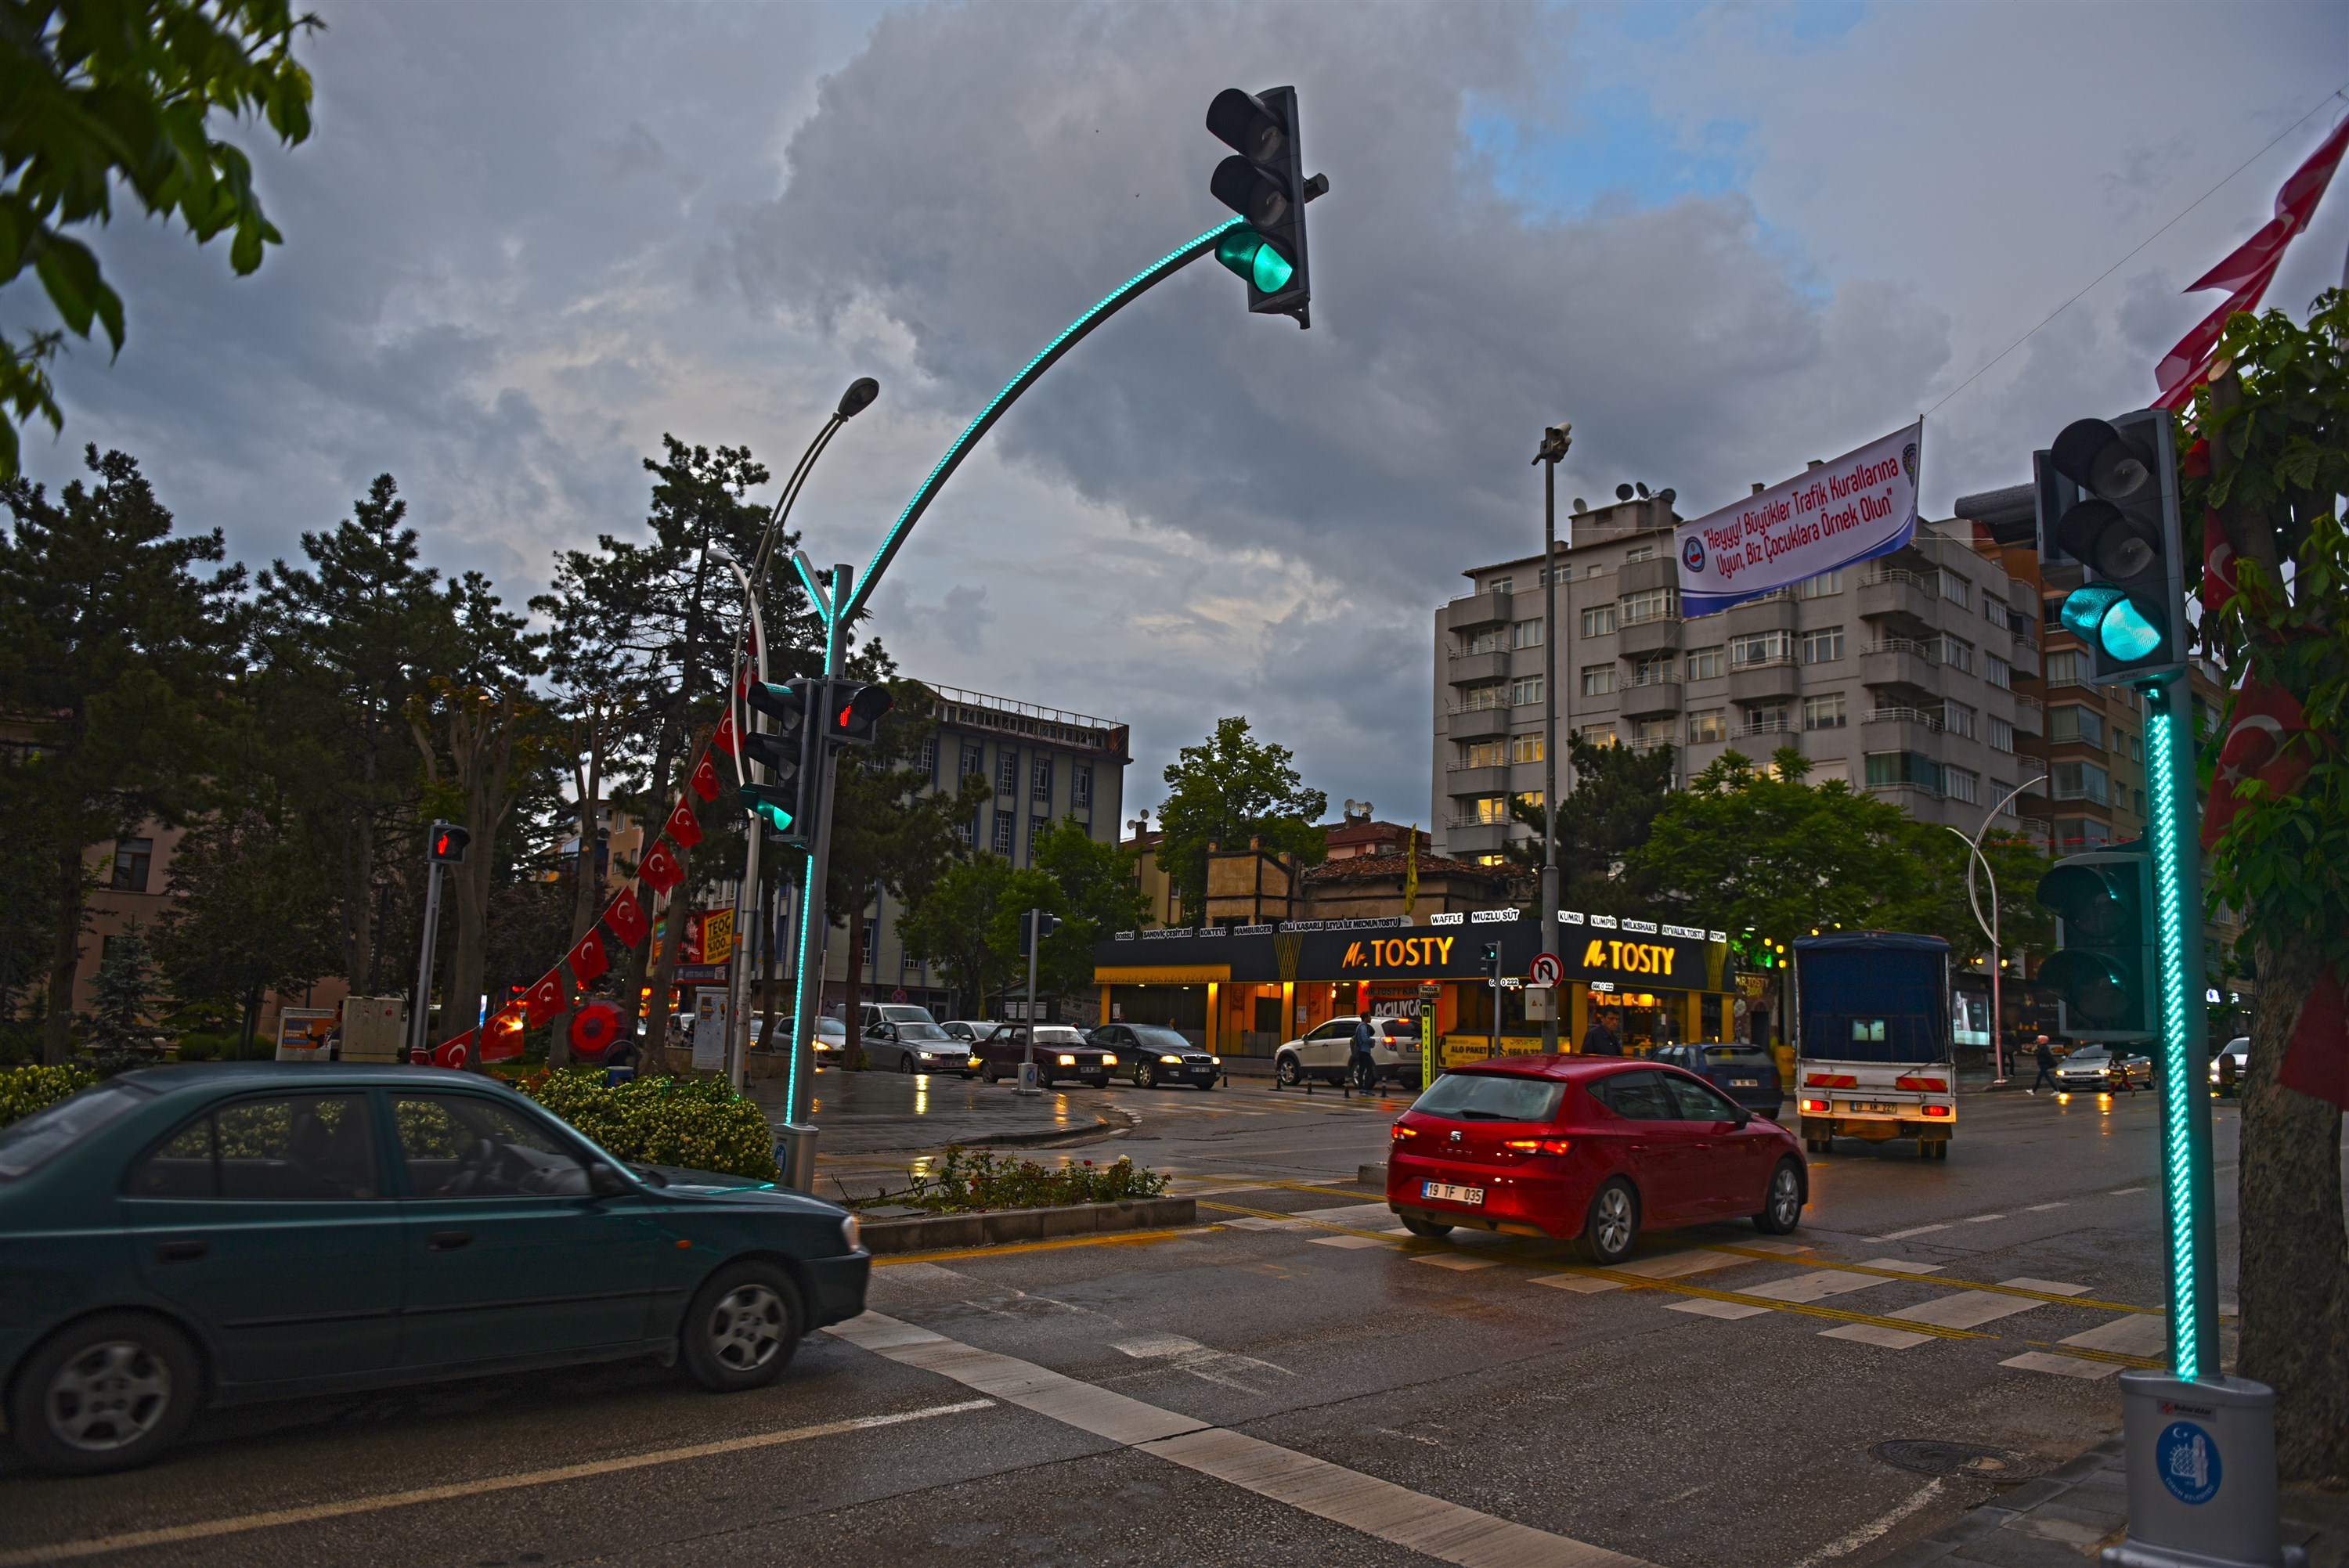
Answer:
[[826, 681, 894, 748], [428, 820, 471, 865]]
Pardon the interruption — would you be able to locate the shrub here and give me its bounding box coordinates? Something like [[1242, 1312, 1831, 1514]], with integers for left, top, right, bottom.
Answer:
[[521, 1069, 778, 1182], [879, 1145, 1171, 1213], [0, 1065, 101, 1130], [174, 1032, 239, 1062]]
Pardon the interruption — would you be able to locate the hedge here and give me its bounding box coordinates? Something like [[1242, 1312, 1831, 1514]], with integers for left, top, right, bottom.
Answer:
[[521, 1069, 778, 1182], [881, 1145, 1171, 1213], [0, 1065, 101, 1130]]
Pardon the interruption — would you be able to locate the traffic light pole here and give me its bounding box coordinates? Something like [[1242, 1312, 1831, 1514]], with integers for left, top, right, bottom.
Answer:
[[1019, 909, 1043, 1096], [407, 859, 446, 1061], [2144, 669, 2219, 1376], [716, 554, 769, 1092], [1534, 424, 1569, 1057], [781, 564, 851, 1187]]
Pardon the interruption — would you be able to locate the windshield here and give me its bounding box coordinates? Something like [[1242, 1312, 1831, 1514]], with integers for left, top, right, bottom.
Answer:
[[0, 1080, 154, 1181], [882, 1006, 938, 1025], [1035, 1027, 1086, 1044], [1701, 1046, 1765, 1063], [897, 1023, 951, 1042], [814, 1018, 845, 1038], [1128, 1026, 1193, 1051], [1410, 1073, 1564, 1123]]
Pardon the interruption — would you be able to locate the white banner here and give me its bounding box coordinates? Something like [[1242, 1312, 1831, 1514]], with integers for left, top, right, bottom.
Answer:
[[1675, 421, 1923, 616]]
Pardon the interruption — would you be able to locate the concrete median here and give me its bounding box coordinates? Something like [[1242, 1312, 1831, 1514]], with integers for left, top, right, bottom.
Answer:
[[859, 1196, 1196, 1255]]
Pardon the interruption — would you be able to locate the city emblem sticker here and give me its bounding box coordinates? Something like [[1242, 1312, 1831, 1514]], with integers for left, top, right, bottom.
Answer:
[[2155, 1421, 2221, 1505], [1681, 534, 1706, 573]]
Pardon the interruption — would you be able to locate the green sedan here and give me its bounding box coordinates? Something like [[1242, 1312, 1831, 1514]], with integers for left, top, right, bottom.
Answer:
[[0, 1064, 868, 1475]]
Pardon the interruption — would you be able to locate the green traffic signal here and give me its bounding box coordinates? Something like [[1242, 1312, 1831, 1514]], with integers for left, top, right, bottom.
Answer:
[[2059, 582, 2164, 662], [1215, 225, 1294, 294], [739, 782, 795, 834]]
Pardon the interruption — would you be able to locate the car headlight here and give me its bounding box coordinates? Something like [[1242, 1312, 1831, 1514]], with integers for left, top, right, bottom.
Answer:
[[1059, 1054, 1077, 1065], [917, 1051, 936, 1060], [1210, 1055, 1221, 1065], [841, 1215, 862, 1253], [1160, 1054, 1184, 1064]]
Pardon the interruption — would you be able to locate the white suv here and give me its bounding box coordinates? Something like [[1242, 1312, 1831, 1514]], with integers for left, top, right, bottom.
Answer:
[[1274, 1015, 1423, 1090]]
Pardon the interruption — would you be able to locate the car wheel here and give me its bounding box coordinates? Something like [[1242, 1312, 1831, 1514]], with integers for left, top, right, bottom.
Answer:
[[1086, 1076, 1109, 1089], [983, 1063, 1001, 1084], [1400, 1215, 1452, 1239], [1576, 1178, 1640, 1266], [679, 1261, 803, 1393], [1137, 1061, 1158, 1090], [1400, 1076, 1422, 1094], [897, 1055, 915, 1074], [1275, 1055, 1301, 1088], [8, 1311, 201, 1476], [1753, 1159, 1804, 1235]]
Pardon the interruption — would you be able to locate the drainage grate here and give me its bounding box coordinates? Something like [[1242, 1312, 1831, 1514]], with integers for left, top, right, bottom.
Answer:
[[1870, 1440, 2049, 1480]]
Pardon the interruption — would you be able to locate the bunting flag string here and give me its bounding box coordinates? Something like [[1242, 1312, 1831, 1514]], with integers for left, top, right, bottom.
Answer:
[[567, 928, 611, 987], [521, 973, 565, 1028], [604, 886, 650, 949], [640, 838, 686, 895], [482, 1005, 529, 1062], [712, 712, 739, 757], [691, 751, 721, 802], [666, 798, 705, 849]]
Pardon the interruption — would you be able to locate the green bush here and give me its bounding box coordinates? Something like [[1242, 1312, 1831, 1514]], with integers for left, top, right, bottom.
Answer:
[[877, 1145, 1171, 1213], [174, 1032, 239, 1062], [521, 1069, 778, 1182], [0, 1065, 100, 1129]]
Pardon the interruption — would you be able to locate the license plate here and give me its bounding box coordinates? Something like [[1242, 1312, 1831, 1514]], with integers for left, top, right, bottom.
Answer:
[[1731, 1078, 1759, 1087], [1422, 1181, 1484, 1206], [1848, 1100, 1899, 1115]]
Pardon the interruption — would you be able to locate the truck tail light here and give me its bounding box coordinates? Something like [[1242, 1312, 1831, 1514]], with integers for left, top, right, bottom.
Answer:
[[1896, 1076, 1950, 1093], [1921, 1104, 1952, 1119], [1799, 1097, 1831, 1114], [1501, 1137, 1574, 1155]]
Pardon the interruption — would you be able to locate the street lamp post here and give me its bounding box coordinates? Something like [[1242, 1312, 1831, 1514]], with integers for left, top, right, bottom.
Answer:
[[1942, 772, 2047, 1083], [1532, 424, 1571, 1055]]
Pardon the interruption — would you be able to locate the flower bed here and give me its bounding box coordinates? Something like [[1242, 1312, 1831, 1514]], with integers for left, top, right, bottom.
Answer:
[[0, 1065, 99, 1130], [863, 1144, 1170, 1214]]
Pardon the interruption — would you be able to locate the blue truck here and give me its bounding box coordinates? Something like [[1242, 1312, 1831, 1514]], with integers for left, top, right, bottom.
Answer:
[[1791, 932, 1958, 1160]]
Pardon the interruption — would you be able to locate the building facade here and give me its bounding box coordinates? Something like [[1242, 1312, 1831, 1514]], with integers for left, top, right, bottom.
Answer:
[[1432, 485, 2042, 863]]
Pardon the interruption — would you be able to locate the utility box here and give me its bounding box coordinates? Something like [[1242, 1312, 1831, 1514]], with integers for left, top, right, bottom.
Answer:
[[1524, 986, 1556, 1022], [341, 997, 406, 1062], [2103, 1370, 2302, 1568]]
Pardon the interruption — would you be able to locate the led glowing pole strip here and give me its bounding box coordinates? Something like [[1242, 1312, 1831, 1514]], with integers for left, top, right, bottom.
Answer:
[[2144, 679, 2216, 1377]]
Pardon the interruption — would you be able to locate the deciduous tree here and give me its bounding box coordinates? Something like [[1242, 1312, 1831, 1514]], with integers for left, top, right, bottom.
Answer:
[[1155, 717, 1327, 924]]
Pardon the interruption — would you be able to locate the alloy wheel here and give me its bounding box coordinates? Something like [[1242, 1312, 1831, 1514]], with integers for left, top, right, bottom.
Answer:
[[1769, 1166, 1801, 1228], [706, 1284, 785, 1372], [1591, 1184, 1634, 1258], [45, 1341, 173, 1453]]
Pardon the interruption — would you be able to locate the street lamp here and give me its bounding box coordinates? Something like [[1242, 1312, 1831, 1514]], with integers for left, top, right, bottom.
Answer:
[[1532, 422, 1571, 1055], [1941, 771, 2047, 1083]]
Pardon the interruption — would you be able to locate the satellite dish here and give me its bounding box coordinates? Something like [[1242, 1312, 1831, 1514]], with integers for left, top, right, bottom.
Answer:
[[1657, 488, 1676, 506], [1615, 483, 1635, 501], [1635, 483, 1651, 499]]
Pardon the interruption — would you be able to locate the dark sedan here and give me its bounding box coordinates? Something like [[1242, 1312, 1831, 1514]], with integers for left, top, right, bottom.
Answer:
[[974, 1026, 1113, 1087], [1651, 1042, 1784, 1119], [1088, 1023, 1222, 1089], [0, 1064, 869, 1475]]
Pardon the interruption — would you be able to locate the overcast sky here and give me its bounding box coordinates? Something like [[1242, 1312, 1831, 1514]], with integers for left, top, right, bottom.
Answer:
[[19, 1, 2349, 829]]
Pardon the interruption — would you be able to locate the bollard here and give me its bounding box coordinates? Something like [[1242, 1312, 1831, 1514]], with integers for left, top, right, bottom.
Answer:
[[2102, 1370, 2304, 1568], [775, 1123, 818, 1194]]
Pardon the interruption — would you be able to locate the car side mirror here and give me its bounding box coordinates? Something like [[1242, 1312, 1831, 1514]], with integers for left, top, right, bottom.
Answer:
[[1728, 1110, 1752, 1129], [587, 1162, 631, 1199]]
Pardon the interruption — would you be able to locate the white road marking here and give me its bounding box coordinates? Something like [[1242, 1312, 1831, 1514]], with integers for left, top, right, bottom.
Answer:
[[1536, 1273, 1623, 1294], [1742, 1267, 1902, 1304], [1784, 1478, 1943, 1568], [833, 1312, 1653, 1567], [1618, 1250, 1755, 1280], [1819, 1276, 2085, 1350], [1295, 1202, 1404, 1227], [1875, 1224, 1950, 1239], [2062, 1314, 2169, 1357], [0, 1401, 992, 1567], [1961, 1213, 2008, 1224], [2001, 1350, 2122, 1379], [2109, 1186, 2147, 1195], [2025, 1202, 2070, 1212], [1666, 1299, 1768, 1321], [1414, 1253, 1503, 1271], [1312, 1233, 1397, 1249], [868, 1261, 970, 1291], [1219, 1215, 1318, 1231], [1116, 1333, 1208, 1359]]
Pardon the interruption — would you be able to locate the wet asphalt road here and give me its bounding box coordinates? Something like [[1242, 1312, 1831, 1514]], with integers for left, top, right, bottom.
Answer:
[[0, 1080, 2268, 1568]]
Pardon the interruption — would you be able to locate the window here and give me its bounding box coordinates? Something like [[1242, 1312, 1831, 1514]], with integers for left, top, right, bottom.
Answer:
[[1460, 740, 1506, 769], [1510, 734, 1544, 765], [2049, 705, 2105, 747], [1579, 665, 1614, 697], [1688, 709, 1727, 744], [1580, 604, 1618, 638], [2134, 788, 2146, 816], [1946, 766, 1980, 806], [1073, 764, 1092, 807], [1633, 717, 1675, 746], [1585, 1069, 1675, 1120], [1809, 758, 1849, 785], [1986, 652, 2012, 689], [1662, 1073, 1743, 1122], [1730, 630, 1794, 667], [1511, 618, 1544, 649], [955, 816, 975, 847], [1515, 790, 1546, 812], [1983, 597, 2011, 632], [395, 1095, 586, 1199], [1488, 577, 1514, 595], [1621, 587, 1676, 626], [1942, 573, 1972, 609], [1803, 693, 1847, 730], [1511, 676, 1544, 705], [918, 737, 938, 778], [2055, 817, 2113, 853], [1031, 815, 1050, 849], [1801, 626, 1844, 664], [1687, 646, 1723, 680], [1623, 544, 1657, 564], [1744, 701, 1791, 734], [2046, 649, 2087, 687], [132, 1094, 381, 1201], [1579, 723, 1617, 748], [1866, 752, 1944, 795], [1417, 1072, 1568, 1122], [996, 752, 1018, 795], [110, 838, 153, 892], [2051, 760, 2110, 804], [1629, 652, 1676, 686], [961, 744, 984, 779], [1799, 569, 1844, 599], [992, 809, 1015, 855], [1940, 636, 1974, 675], [1944, 701, 1978, 740], [1462, 625, 1504, 655], [1540, 564, 1570, 585], [1462, 683, 1506, 712], [1031, 756, 1053, 802], [2127, 731, 2143, 763], [1472, 795, 1509, 825], [1990, 716, 2015, 753]]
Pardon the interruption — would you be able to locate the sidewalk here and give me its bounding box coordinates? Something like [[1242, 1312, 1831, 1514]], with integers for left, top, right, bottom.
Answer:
[[1878, 1438, 2348, 1566]]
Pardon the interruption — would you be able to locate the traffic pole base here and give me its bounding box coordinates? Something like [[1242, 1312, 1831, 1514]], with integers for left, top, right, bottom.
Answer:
[[2102, 1370, 2302, 1568]]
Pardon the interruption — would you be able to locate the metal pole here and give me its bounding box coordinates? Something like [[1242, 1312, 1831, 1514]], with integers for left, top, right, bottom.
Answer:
[[788, 567, 850, 1127], [1539, 438, 1561, 1056], [408, 859, 446, 1061], [1019, 909, 1041, 1095], [714, 555, 769, 1092], [1943, 773, 2043, 1083]]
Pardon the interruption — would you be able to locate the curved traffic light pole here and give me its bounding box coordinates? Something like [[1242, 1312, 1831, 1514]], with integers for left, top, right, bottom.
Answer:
[[779, 217, 1249, 1137]]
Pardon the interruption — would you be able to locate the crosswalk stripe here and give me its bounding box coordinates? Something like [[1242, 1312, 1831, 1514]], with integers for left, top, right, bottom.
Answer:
[[2061, 1313, 2169, 1357]]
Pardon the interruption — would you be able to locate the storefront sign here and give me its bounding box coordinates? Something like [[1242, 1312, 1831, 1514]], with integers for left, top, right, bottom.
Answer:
[[1098, 919, 1725, 989], [1340, 935, 1457, 971], [1676, 420, 1922, 615], [1578, 936, 1681, 978]]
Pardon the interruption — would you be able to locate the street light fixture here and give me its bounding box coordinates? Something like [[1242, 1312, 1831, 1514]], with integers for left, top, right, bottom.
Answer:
[[1941, 771, 2047, 1083], [1532, 422, 1571, 1056]]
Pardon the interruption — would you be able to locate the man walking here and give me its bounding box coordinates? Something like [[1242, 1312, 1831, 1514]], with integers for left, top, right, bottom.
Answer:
[[1581, 1007, 1622, 1057], [2028, 1034, 2059, 1095], [1348, 1015, 1379, 1097]]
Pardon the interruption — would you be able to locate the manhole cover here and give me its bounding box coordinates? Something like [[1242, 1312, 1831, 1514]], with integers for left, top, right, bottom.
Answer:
[[1870, 1440, 2049, 1480]]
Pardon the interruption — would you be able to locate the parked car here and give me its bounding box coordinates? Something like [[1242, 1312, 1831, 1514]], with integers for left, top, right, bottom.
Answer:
[[2052, 1044, 2152, 1092], [757, 1017, 846, 1062], [860, 1017, 974, 1076], [1273, 1015, 1423, 1090], [0, 1064, 868, 1476], [1387, 1059, 1806, 1263], [1088, 1023, 1221, 1089], [974, 1025, 1113, 1087], [938, 1020, 994, 1045], [1651, 1042, 1783, 1119], [2210, 1036, 2250, 1096]]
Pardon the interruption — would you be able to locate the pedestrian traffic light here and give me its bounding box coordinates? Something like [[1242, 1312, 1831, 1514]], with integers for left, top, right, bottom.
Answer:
[[2035, 845, 2153, 1040], [1481, 940, 1502, 973], [2036, 408, 2186, 681], [740, 679, 814, 836], [1206, 86, 1322, 326], [825, 680, 893, 748], [1019, 911, 1062, 957], [428, 821, 470, 864]]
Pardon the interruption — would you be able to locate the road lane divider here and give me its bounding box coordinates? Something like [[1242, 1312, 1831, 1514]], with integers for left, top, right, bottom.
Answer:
[[0, 1401, 993, 1567]]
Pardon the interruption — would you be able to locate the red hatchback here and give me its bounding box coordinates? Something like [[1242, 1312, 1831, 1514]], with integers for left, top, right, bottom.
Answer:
[[1387, 1057, 1807, 1264]]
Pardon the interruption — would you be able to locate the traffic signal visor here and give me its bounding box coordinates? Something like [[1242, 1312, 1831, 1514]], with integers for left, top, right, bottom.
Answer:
[[2059, 582, 2163, 661]]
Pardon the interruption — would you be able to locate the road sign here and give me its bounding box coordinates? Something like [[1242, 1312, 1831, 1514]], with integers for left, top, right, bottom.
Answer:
[[1529, 951, 1563, 988]]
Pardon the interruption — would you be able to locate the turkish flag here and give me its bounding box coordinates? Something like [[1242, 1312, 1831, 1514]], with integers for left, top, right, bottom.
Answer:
[[2281, 968, 2349, 1111], [666, 798, 704, 849], [568, 928, 610, 987], [640, 838, 684, 895], [712, 712, 738, 757], [2202, 665, 2312, 849], [605, 887, 650, 949], [482, 1005, 529, 1061], [2156, 279, 2268, 409], [691, 752, 721, 802], [523, 971, 565, 1028], [431, 1030, 474, 1070]]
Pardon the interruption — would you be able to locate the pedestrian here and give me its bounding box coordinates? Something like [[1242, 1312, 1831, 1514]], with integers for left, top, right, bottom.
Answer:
[[2218, 1048, 2239, 1098], [1348, 1015, 1378, 1096], [2028, 1034, 2058, 1094], [1582, 1008, 1622, 1057]]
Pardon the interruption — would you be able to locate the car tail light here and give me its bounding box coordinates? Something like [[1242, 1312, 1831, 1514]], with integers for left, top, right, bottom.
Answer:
[[1896, 1076, 1949, 1093], [1806, 1073, 1857, 1089], [1391, 1123, 1419, 1141], [1502, 1137, 1574, 1155], [1799, 1097, 1831, 1114], [1921, 1104, 1952, 1118]]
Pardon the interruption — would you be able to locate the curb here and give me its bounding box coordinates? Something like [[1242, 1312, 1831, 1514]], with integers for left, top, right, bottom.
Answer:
[[1358, 1162, 1388, 1185], [858, 1196, 1196, 1255]]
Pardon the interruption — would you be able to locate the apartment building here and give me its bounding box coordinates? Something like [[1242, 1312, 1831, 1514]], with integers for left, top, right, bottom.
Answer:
[[1431, 483, 2041, 863]]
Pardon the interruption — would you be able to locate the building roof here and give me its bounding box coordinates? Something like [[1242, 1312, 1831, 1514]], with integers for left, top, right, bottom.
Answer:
[[1302, 851, 1506, 884]]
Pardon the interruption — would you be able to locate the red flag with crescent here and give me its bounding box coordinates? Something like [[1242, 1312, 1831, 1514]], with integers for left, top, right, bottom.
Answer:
[[640, 839, 684, 895], [605, 887, 650, 949], [2203, 665, 2313, 850], [691, 752, 721, 802], [666, 798, 704, 849], [523, 971, 565, 1028], [482, 1005, 529, 1061], [430, 1030, 474, 1070], [568, 928, 610, 988], [712, 712, 738, 757]]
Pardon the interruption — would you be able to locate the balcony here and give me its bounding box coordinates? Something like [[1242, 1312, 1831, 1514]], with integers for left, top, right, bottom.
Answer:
[[1726, 594, 1796, 636], [1728, 655, 1799, 703], [1447, 650, 1508, 687], [1620, 676, 1683, 719], [1737, 714, 1795, 740], [1860, 637, 1941, 695], [2013, 695, 2044, 737], [1447, 703, 1510, 741], [1619, 615, 1682, 658], [1442, 820, 1510, 856], [1445, 763, 1510, 798], [1857, 566, 1938, 629], [1864, 707, 1945, 754], [1863, 705, 1944, 731], [1445, 589, 1510, 631]]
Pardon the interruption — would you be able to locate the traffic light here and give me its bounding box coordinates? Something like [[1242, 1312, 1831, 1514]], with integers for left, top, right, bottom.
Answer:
[[1206, 86, 1321, 326], [1481, 940, 1502, 973], [825, 680, 894, 748], [2035, 845, 2153, 1040], [1019, 911, 1062, 956], [2036, 408, 2186, 681], [740, 679, 815, 836], [428, 820, 470, 864]]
